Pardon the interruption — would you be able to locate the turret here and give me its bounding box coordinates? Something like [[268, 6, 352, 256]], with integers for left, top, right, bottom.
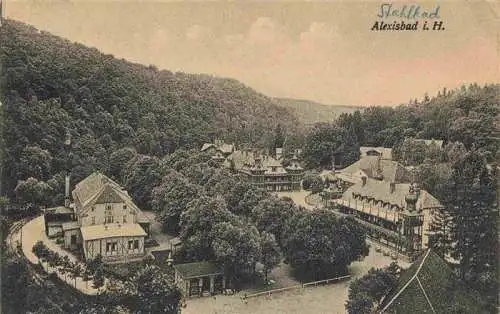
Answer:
[[405, 184, 418, 212]]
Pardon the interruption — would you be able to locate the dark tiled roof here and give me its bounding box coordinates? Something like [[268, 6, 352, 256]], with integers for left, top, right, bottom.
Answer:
[[380, 250, 487, 313], [94, 184, 125, 204], [341, 156, 411, 183], [341, 178, 442, 210], [174, 261, 223, 279]]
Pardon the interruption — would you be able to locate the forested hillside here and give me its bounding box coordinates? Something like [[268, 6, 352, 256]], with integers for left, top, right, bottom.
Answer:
[[0, 20, 301, 197], [274, 98, 363, 125], [302, 84, 500, 169]]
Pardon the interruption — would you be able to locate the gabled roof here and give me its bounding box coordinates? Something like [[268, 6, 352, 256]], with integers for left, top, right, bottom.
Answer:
[[72, 172, 123, 206], [341, 156, 411, 183], [72, 172, 149, 221], [379, 249, 487, 313], [341, 178, 442, 210], [201, 142, 234, 154], [200, 143, 215, 152]]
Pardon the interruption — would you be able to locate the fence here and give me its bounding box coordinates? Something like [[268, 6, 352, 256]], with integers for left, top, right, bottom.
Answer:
[[243, 275, 351, 300]]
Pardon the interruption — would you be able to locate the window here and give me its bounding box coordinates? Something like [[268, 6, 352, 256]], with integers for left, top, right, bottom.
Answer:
[[105, 211, 113, 223], [91, 206, 95, 212], [91, 216, 95, 225], [123, 204, 127, 210], [106, 205, 112, 210], [106, 242, 117, 253], [123, 215, 127, 223], [128, 240, 139, 250]]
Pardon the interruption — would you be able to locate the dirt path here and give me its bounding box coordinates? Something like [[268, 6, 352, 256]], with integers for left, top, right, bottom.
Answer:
[[21, 215, 103, 295]]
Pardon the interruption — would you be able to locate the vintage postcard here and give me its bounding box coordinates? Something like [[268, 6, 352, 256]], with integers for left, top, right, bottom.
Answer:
[[1, 1, 498, 313]]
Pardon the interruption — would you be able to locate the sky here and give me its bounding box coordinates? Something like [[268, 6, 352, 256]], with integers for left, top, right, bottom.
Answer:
[[4, 0, 499, 106]]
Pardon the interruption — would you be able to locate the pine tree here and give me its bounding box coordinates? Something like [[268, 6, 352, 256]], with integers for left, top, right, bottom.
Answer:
[[427, 207, 453, 259], [441, 151, 498, 309]]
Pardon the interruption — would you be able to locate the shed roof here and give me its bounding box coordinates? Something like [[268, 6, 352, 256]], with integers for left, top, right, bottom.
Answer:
[[45, 206, 75, 215], [62, 221, 80, 231], [80, 223, 146, 241], [174, 261, 223, 279]]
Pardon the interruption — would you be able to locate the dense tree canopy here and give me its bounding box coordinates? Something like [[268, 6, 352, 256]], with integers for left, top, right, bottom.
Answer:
[[302, 84, 499, 170], [282, 210, 369, 281], [346, 263, 400, 314], [0, 20, 301, 201]]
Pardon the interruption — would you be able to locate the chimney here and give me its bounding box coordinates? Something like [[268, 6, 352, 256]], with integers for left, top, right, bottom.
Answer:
[[276, 147, 283, 160], [390, 182, 396, 193], [64, 131, 72, 208], [361, 176, 367, 186]]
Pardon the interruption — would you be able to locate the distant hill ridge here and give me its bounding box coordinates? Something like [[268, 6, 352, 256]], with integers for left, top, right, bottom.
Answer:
[[274, 97, 364, 125]]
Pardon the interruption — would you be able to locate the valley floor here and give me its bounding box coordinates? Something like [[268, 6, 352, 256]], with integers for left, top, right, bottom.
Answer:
[[182, 246, 410, 314]]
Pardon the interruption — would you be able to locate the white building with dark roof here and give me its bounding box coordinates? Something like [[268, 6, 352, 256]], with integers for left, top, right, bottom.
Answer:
[[334, 177, 443, 259], [337, 156, 411, 185]]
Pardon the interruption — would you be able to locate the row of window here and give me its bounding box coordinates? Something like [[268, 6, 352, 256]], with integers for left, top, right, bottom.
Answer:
[[91, 204, 128, 212], [105, 240, 140, 252], [91, 215, 129, 225]]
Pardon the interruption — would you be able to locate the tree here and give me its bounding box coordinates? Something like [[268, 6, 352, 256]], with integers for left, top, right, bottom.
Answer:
[[109, 147, 137, 181], [211, 221, 261, 280], [151, 170, 200, 233], [346, 263, 400, 314], [18, 145, 53, 180], [233, 186, 269, 217], [15, 177, 54, 208], [86, 254, 104, 275], [179, 196, 236, 261], [427, 208, 453, 259], [133, 265, 181, 313], [72, 263, 83, 288], [92, 266, 106, 293], [123, 154, 163, 209], [251, 196, 297, 243], [282, 210, 368, 281], [180, 196, 235, 240], [341, 126, 361, 167], [441, 150, 498, 308], [259, 232, 281, 282], [301, 172, 323, 193], [301, 123, 342, 169]]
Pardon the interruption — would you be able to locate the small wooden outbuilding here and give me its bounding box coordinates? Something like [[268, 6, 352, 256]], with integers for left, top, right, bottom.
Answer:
[[174, 261, 226, 297]]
